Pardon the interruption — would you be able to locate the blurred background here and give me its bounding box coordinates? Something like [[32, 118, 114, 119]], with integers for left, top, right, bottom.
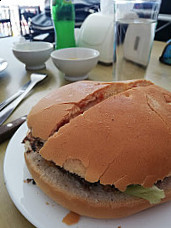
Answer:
[[0, 0, 45, 38], [0, 0, 170, 41]]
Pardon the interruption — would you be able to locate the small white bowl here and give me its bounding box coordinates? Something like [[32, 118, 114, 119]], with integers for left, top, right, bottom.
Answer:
[[12, 41, 53, 70], [51, 47, 100, 81]]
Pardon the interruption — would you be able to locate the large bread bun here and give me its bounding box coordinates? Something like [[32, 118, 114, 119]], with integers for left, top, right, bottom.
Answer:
[[39, 84, 171, 191], [24, 79, 171, 218]]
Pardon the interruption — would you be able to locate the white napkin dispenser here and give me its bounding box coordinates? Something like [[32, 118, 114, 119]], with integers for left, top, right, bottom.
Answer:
[[77, 12, 114, 64], [123, 22, 156, 66]]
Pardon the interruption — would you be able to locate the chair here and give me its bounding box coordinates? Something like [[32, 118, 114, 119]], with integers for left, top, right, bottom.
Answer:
[[29, 5, 55, 43], [18, 6, 41, 38], [155, 0, 171, 41]]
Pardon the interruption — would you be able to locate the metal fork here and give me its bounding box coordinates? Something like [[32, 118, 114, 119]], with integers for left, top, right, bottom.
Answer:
[[0, 73, 47, 126]]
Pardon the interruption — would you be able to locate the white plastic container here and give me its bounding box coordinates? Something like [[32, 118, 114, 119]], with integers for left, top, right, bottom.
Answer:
[[77, 12, 114, 64]]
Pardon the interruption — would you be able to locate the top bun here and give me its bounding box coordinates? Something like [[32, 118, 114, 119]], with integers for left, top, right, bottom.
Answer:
[[37, 82, 171, 191], [27, 80, 152, 140], [27, 81, 111, 140]]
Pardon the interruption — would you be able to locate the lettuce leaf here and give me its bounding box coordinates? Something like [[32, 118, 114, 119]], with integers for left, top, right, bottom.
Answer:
[[124, 185, 165, 204]]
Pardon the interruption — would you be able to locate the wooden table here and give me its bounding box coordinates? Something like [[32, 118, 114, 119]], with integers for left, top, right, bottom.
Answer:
[[0, 37, 170, 228]]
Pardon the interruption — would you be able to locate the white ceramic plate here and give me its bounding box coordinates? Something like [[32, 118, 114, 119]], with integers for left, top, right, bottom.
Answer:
[[4, 122, 171, 228]]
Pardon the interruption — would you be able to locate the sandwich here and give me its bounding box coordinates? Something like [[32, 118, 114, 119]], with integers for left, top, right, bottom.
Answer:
[[23, 79, 171, 218]]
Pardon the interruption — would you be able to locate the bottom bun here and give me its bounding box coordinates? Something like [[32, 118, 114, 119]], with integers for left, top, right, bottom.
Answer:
[[24, 150, 171, 219]]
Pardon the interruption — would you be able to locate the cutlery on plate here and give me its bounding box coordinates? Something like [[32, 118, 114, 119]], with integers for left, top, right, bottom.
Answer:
[[0, 80, 31, 111], [0, 73, 47, 126], [0, 115, 27, 144]]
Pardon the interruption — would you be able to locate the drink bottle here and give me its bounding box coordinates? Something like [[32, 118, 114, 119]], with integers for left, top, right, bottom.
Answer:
[[52, 0, 76, 49]]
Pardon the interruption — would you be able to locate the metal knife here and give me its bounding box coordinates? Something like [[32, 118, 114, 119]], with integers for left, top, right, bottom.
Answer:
[[0, 116, 27, 144], [0, 80, 31, 111]]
